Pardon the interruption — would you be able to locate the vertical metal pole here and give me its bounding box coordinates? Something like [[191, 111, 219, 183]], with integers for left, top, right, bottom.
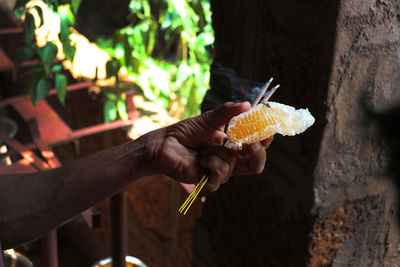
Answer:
[[0, 242, 4, 267], [110, 193, 127, 267], [41, 230, 58, 267], [125, 90, 137, 120]]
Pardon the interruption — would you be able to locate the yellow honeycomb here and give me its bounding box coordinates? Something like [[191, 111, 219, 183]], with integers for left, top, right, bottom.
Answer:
[[227, 102, 315, 145]]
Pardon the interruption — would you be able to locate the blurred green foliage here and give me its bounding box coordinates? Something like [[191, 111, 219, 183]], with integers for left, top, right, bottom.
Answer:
[[13, 0, 80, 106], [99, 0, 214, 119], [13, 0, 214, 121]]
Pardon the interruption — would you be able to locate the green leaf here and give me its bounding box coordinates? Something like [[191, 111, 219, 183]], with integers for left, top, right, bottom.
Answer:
[[134, 71, 156, 101], [57, 5, 75, 25], [33, 6, 44, 27], [141, 0, 151, 16], [71, 0, 82, 14], [104, 100, 117, 123], [23, 13, 36, 45], [96, 37, 114, 52], [144, 60, 170, 96], [23, 66, 43, 77], [181, 75, 194, 99], [146, 23, 157, 56], [106, 58, 121, 78], [59, 22, 76, 61], [114, 42, 125, 60], [14, 9, 25, 19], [14, 47, 33, 67], [37, 42, 58, 73], [175, 62, 192, 88], [122, 34, 133, 67], [51, 64, 62, 72], [129, 1, 143, 13], [28, 72, 41, 106], [117, 99, 129, 120], [105, 92, 117, 101], [36, 78, 51, 101], [196, 31, 214, 47], [55, 73, 67, 104], [186, 84, 199, 117], [130, 56, 142, 73], [161, 12, 172, 29], [13, 0, 28, 18]]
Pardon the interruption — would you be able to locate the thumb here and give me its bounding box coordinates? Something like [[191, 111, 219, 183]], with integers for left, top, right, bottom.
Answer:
[[203, 102, 251, 129]]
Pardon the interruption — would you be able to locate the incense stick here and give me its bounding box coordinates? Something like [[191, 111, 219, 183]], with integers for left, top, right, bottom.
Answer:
[[260, 84, 280, 104], [182, 176, 208, 215], [252, 78, 273, 107], [179, 174, 208, 214]]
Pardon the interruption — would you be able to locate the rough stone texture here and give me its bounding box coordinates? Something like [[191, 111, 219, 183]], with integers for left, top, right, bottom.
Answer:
[[195, 0, 400, 266], [313, 0, 400, 266]]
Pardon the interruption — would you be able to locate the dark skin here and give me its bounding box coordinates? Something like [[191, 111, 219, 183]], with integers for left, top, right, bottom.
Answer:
[[0, 101, 272, 249]]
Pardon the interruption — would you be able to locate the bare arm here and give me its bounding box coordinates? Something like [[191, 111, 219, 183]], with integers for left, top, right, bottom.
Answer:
[[0, 102, 271, 249], [0, 137, 151, 249]]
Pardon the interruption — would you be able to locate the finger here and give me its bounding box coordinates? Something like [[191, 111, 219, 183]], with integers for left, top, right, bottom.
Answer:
[[203, 102, 251, 130], [200, 145, 238, 191], [201, 144, 238, 160], [247, 143, 267, 174], [260, 135, 274, 149], [233, 143, 266, 176], [235, 136, 274, 154], [200, 155, 233, 192]]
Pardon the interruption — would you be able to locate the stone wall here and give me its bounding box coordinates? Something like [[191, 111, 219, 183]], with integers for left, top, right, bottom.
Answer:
[[312, 0, 400, 266]]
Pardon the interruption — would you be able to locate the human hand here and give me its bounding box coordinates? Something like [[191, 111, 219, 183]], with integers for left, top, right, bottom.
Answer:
[[142, 102, 272, 191]]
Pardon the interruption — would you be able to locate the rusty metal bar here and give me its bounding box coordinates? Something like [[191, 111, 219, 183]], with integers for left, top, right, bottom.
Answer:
[[28, 118, 62, 168], [47, 81, 95, 96], [72, 120, 134, 139], [110, 193, 127, 267], [0, 27, 23, 35], [0, 47, 39, 72], [0, 81, 95, 109], [28, 118, 102, 229], [41, 230, 58, 267], [125, 90, 137, 120], [81, 209, 102, 229], [24, 119, 134, 153], [0, 48, 13, 72], [0, 132, 49, 171]]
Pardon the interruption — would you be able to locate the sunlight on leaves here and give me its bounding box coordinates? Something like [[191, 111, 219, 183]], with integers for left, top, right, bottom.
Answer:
[[101, 0, 214, 119]]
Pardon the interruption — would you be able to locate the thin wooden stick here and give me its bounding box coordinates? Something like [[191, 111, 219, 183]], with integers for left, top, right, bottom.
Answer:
[[179, 174, 208, 213], [252, 78, 273, 107], [179, 180, 203, 212], [182, 177, 208, 215]]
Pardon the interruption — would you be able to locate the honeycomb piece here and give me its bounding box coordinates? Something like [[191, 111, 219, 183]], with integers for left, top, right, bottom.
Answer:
[[227, 102, 315, 145]]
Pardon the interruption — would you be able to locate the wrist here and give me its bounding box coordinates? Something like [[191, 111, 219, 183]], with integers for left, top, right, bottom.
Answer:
[[133, 128, 166, 177]]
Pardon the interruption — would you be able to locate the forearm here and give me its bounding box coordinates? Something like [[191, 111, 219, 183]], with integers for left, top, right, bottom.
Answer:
[[0, 135, 155, 249]]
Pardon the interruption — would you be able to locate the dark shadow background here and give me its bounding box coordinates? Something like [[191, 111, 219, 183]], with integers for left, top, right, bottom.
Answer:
[[194, 1, 340, 266]]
